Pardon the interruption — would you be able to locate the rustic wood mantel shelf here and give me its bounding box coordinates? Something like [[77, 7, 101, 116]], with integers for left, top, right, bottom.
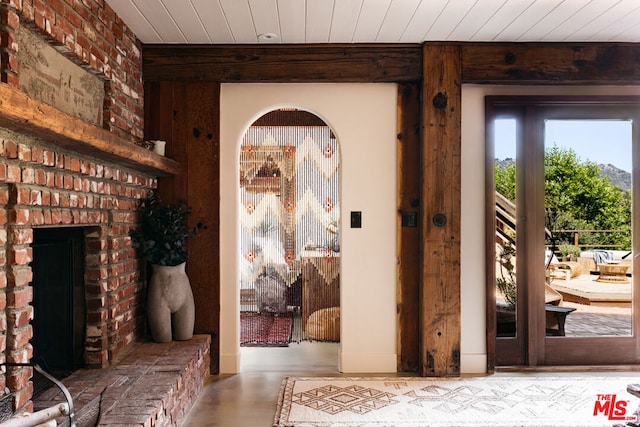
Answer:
[[0, 83, 180, 176]]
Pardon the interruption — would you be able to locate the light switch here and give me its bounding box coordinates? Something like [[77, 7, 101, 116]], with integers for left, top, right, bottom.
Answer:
[[350, 211, 362, 228]]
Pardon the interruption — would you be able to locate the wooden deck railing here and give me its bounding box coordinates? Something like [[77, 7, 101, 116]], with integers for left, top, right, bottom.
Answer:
[[551, 229, 631, 250]]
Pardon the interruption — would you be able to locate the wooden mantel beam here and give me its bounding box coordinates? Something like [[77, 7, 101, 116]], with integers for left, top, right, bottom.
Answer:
[[421, 43, 462, 377], [0, 83, 180, 176]]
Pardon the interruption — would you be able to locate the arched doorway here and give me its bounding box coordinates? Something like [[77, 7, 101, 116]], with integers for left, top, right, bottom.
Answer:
[[220, 83, 398, 375], [238, 109, 341, 367]]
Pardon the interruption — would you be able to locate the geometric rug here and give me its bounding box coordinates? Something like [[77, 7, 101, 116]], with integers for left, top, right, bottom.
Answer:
[[274, 376, 640, 426], [240, 312, 293, 347]]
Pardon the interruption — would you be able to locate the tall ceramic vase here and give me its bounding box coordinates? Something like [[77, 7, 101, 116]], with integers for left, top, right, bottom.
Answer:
[[147, 262, 195, 343]]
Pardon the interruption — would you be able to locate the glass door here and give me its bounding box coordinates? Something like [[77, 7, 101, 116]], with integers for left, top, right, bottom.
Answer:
[[542, 113, 638, 365], [488, 96, 640, 367], [492, 116, 527, 366]]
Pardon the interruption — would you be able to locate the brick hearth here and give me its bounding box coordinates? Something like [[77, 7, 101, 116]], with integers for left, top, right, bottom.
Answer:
[[33, 335, 210, 426]]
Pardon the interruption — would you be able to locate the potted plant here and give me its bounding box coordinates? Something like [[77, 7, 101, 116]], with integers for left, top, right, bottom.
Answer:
[[130, 191, 196, 342], [130, 191, 194, 266], [558, 244, 581, 261]]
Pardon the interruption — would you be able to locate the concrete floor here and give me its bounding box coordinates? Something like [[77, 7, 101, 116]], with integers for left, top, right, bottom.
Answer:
[[183, 287, 635, 426], [182, 338, 640, 426], [183, 342, 345, 426]]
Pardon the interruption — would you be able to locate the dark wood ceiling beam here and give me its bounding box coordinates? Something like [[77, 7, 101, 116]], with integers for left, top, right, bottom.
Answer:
[[142, 44, 423, 83], [462, 43, 640, 84]]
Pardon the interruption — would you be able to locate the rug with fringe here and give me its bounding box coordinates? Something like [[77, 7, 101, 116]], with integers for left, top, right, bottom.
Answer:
[[240, 312, 293, 347], [274, 376, 640, 426]]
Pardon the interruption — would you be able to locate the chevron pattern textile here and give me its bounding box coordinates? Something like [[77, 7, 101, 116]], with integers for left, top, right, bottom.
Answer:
[[240, 126, 340, 289], [274, 376, 640, 427], [239, 121, 341, 344]]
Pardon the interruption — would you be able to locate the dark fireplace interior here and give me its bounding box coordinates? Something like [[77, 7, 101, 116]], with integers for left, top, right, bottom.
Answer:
[[31, 227, 86, 379]]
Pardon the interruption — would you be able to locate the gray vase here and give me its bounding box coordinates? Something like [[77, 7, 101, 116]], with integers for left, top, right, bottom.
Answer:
[[147, 262, 195, 342]]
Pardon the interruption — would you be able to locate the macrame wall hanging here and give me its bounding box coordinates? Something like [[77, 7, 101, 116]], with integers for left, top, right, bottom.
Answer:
[[239, 110, 341, 346]]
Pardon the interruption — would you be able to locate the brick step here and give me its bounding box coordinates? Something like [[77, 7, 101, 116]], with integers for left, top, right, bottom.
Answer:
[[33, 335, 211, 427]]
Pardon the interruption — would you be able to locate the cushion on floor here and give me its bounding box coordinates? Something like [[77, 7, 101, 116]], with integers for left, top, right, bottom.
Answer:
[[306, 306, 340, 341]]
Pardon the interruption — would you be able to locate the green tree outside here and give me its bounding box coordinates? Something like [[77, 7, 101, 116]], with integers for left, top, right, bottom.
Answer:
[[495, 146, 631, 250]]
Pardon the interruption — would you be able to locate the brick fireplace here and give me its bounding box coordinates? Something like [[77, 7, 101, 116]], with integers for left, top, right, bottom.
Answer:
[[0, 1, 206, 421], [0, 133, 155, 405]]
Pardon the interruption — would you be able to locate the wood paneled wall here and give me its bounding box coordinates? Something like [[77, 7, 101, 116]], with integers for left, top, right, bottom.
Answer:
[[143, 42, 640, 376], [144, 81, 221, 371]]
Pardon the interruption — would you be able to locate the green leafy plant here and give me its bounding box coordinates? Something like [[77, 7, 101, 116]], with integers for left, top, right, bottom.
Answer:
[[496, 147, 631, 250], [130, 191, 195, 266], [496, 243, 517, 310], [558, 244, 581, 260]]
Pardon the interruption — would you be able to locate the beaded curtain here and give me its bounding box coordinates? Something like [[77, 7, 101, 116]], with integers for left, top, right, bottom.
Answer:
[[239, 125, 340, 293]]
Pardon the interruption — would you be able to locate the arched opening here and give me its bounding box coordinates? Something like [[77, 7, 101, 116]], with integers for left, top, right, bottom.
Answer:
[[221, 83, 398, 375], [238, 108, 341, 370]]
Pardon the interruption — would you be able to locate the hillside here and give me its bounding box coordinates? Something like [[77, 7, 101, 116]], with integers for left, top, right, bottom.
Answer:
[[495, 159, 631, 192], [599, 163, 631, 192]]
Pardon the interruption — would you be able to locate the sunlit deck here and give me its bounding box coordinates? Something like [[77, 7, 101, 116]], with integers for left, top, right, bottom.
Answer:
[[548, 272, 632, 337], [549, 272, 632, 307]]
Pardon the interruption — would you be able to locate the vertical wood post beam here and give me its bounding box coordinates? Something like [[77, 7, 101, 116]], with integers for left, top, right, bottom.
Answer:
[[421, 43, 462, 377], [397, 83, 422, 372]]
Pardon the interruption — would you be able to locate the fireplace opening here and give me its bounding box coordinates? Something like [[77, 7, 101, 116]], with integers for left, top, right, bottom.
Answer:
[[31, 227, 87, 379]]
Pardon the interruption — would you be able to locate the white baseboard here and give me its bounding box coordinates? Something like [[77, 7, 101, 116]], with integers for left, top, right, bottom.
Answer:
[[461, 353, 487, 374]]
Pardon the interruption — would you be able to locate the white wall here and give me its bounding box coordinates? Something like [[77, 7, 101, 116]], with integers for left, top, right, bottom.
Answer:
[[220, 83, 638, 375], [220, 84, 398, 374], [460, 85, 640, 374]]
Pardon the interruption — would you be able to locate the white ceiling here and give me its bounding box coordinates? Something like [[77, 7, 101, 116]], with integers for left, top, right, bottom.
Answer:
[[105, 0, 640, 45]]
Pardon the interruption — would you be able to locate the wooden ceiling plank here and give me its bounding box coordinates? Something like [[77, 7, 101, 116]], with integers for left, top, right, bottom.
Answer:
[[329, 0, 362, 43], [352, 0, 389, 42], [543, 1, 624, 41], [471, 0, 535, 41], [377, 0, 420, 42], [446, 0, 506, 41], [278, 0, 306, 43], [587, 2, 640, 42], [131, 0, 186, 43], [609, 16, 640, 43], [399, 0, 448, 42], [107, 0, 163, 43], [496, 0, 567, 42], [571, 0, 640, 41], [161, 0, 212, 43], [106, 0, 640, 44], [306, 0, 333, 43], [519, 0, 591, 41], [424, 0, 477, 41], [191, 0, 234, 43], [221, 0, 258, 43]]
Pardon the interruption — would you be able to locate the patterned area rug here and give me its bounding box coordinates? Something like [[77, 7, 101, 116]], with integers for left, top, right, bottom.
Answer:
[[240, 312, 293, 347], [274, 376, 640, 426]]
